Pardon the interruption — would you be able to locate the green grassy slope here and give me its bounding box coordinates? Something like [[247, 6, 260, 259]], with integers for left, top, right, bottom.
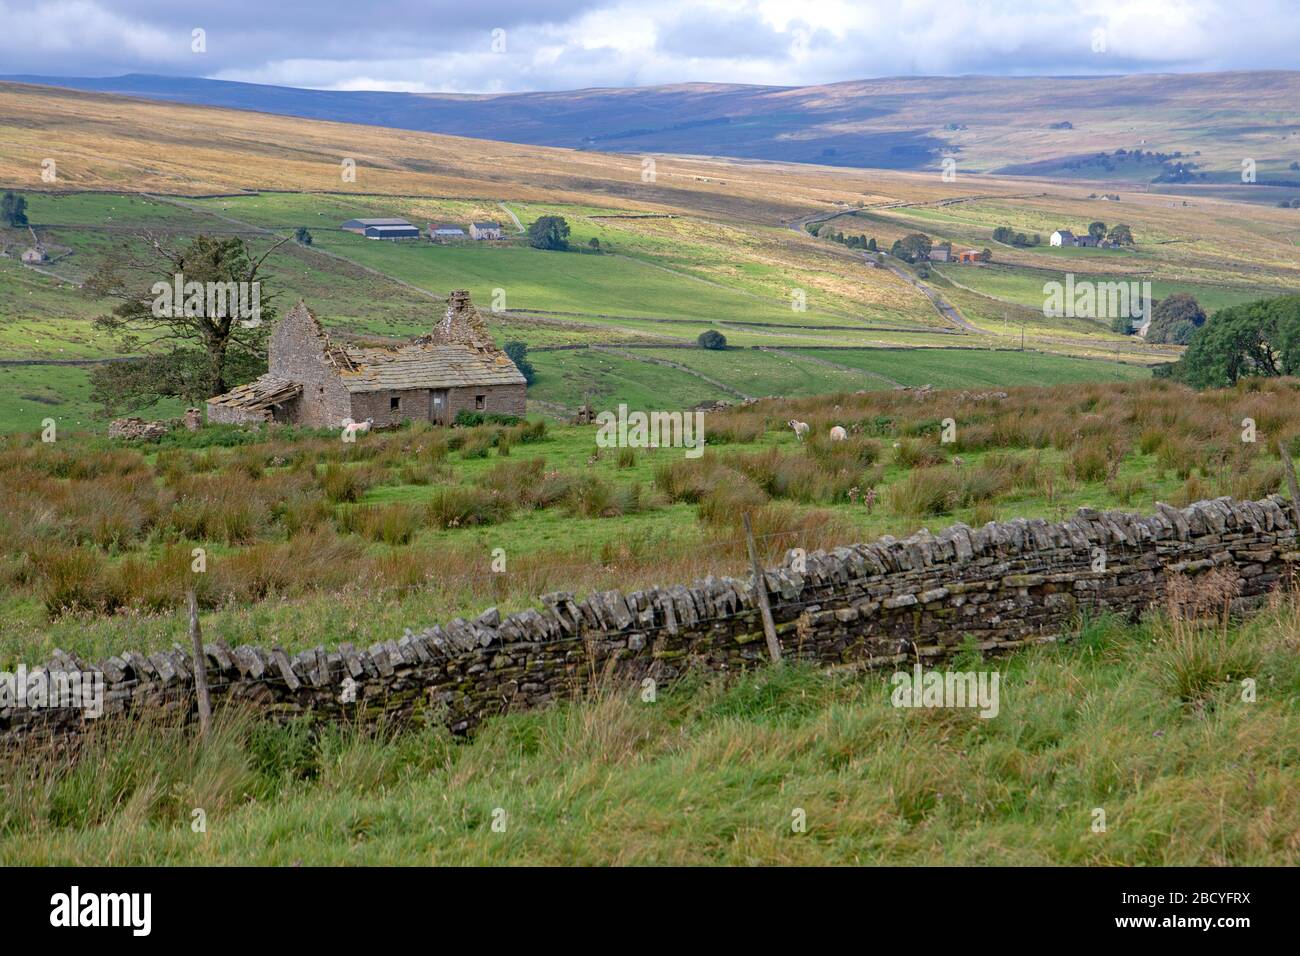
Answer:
[[2, 605, 1295, 865], [788, 348, 1151, 389]]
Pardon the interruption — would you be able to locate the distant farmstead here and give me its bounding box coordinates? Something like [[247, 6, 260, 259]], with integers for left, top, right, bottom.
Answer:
[[1049, 229, 1076, 247], [341, 217, 414, 234], [470, 221, 503, 240], [429, 222, 466, 240], [206, 290, 527, 428], [363, 223, 420, 240]]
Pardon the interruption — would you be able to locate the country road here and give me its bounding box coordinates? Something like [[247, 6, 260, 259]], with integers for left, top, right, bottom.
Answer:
[[871, 253, 979, 332], [784, 208, 975, 333], [784, 204, 1182, 360]]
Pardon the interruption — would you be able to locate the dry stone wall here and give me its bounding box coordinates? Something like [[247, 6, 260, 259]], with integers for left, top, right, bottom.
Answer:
[[4, 496, 1297, 744]]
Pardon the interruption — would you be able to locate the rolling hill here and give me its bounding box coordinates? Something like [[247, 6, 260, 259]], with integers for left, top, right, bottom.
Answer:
[[3, 80, 1298, 432], [6, 70, 1300, 185]]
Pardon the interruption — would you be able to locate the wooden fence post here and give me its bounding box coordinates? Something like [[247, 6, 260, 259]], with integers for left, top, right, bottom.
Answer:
[[187, 588, 212, 738], [1278, 439, 1300, 532], [742, 513, 782, 664]]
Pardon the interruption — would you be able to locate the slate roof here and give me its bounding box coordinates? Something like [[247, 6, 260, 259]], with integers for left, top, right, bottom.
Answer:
[[207, 377, 303, 410], [335, 343, 526, 393], [342, 218, 412, 228], [364, 224, 420, 237]]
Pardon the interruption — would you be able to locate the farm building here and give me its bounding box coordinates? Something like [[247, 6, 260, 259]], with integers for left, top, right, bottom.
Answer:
[[363, 223, 421, 240], [470, 221, 503, 240], [1050, 229, 1076, 247], [341, 217, 414, 234], [429, 222, 466, 240], [929, 244, 952, 262], [206, 290, 527, 428], [957, 249, 982, 263]]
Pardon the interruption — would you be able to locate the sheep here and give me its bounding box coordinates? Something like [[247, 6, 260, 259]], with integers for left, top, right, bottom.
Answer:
[[341, 417, 374, 440], [829, 425, 848, 441], [787, 419, 810, 442]]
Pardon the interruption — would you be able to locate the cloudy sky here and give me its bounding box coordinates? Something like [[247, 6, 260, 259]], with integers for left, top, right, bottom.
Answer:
[[2, 0, 1296, 92]]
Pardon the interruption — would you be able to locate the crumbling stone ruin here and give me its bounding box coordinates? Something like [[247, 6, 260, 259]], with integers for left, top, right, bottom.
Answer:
[[4, 496, 1295, 744], [107, 417, 169, 441]]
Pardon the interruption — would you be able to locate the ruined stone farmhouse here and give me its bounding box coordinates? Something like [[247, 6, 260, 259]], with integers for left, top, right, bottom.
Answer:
[[207, 290, 527, 428]]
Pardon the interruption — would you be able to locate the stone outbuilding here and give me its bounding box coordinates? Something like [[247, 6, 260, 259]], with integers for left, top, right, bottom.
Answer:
[[206, 290, 527, 428]]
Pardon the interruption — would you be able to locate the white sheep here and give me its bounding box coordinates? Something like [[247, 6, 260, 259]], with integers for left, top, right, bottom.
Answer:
[[341, 417, 374, 439], [788, 419, 810, 442], [829, 425, 848, 441]]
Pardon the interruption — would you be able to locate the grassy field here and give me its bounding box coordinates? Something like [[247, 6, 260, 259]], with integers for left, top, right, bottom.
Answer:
[[2, 601, 1296, 865], [0, 187, 1168, 428], [932, 263, 1272, 316], [789, 347, 1152, 389], [5, 375, 1299, 668], [11, 82, 1295, 433], [0, 82, 1288, 425]]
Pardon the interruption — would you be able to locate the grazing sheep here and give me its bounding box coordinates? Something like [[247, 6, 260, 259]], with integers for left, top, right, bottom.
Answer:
[[788, 419, 810, 442], [829, 425, 848, 441]]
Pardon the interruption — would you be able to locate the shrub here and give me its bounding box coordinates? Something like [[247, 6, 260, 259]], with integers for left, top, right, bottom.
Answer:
[[886, 467, 960, 517], [1066, 439, 1110, 483], [697, 329, 727, 350], [457, 431, 494, 459], [886, 464, 1009, 517], [344, 503, 422, 545], [1157, 436, 1202, 480], [33, 545, 115, 616], [697, 476, 768, 526], [806, 434, 881, 471], [319, 464, 371, 504], [565, 475, 645, 518], [654, 457, 729, 503], [483, 458, 547, 507], [503, 341, 535, 384], [894, 437, 946, 470], [454, 410, 523, 428], [425, 487, 512, 528], [167, 474, 271, 545]]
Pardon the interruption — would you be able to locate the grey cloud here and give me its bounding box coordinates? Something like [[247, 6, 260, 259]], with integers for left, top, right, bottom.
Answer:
[[1, 0, 1298, 91]]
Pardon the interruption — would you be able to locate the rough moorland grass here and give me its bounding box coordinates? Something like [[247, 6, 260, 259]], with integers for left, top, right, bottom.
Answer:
[[6, 377, 1300, 661], [2, 599, 1296, 865]]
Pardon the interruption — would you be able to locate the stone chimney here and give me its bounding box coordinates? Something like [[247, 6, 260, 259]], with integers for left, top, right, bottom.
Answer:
[[430, 289, 496, 352]]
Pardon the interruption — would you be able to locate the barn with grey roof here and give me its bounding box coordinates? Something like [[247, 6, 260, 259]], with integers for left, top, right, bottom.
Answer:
[[206, 291, 527, 428]]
